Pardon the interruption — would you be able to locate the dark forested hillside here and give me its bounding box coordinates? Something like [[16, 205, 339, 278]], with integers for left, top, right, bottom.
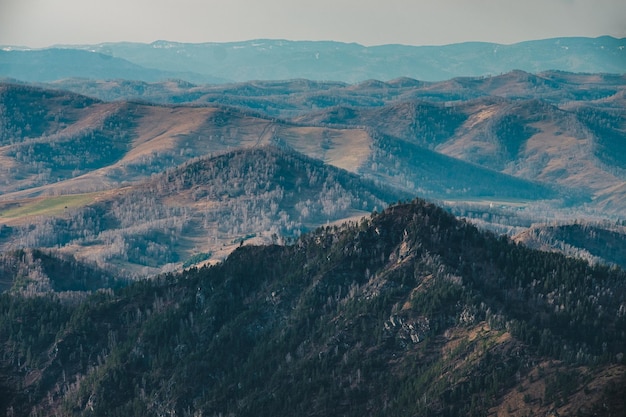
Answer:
[[514, 221, 626, 270], [1, 200, 624, 417], [0, 248, 120, 294]]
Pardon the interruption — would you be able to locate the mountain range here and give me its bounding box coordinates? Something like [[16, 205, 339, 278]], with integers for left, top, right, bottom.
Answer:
[[1, 68, 625, 276], [2, 36, 625, 84], [1, 36, 626, 417]]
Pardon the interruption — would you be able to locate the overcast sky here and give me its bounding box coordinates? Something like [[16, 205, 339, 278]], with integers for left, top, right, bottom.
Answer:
[[1, 0, 625, 48]]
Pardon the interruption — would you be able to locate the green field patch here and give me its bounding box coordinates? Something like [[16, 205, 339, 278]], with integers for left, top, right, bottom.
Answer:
[[0, 193, 97, 219]]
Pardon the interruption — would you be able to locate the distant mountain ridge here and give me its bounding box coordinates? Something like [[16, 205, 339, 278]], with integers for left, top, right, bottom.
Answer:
[[0, 48, 226, 84], [2, 36, 625, 84]]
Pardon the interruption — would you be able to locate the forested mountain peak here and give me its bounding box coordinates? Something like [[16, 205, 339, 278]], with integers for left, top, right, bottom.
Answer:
[[1, 199, 624, 416]]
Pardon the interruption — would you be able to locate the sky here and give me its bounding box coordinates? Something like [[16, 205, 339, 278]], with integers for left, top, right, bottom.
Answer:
[[1, 0, 625, 48]]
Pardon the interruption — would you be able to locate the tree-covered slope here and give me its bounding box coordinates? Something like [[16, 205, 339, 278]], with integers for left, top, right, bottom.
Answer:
[[0, 248, 119, 294], [1, 199, 624, 417], [1, 146, 409, 276], [514, 221, 626, 270]]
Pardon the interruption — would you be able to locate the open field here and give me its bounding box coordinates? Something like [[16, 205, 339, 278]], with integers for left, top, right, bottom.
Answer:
[[0, 193, 99, 222]]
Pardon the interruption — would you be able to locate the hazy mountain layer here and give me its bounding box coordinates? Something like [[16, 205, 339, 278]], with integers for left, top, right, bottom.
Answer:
[[0, 48, 225, 84], [2, 37, 625, 83]]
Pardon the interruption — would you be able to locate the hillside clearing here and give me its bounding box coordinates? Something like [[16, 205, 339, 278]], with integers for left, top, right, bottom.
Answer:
[[0, 193, 99, 223]]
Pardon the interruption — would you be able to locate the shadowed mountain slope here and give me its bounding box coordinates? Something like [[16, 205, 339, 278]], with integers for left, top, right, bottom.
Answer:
[[0, 248, 119, 294], [514, 221, 626, 269], [1, 199, 624, 416]]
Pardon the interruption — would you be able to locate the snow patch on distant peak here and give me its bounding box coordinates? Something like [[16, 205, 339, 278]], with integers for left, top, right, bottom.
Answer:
[[152, 41, 179, 49], [1, 46, 32, 51]]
